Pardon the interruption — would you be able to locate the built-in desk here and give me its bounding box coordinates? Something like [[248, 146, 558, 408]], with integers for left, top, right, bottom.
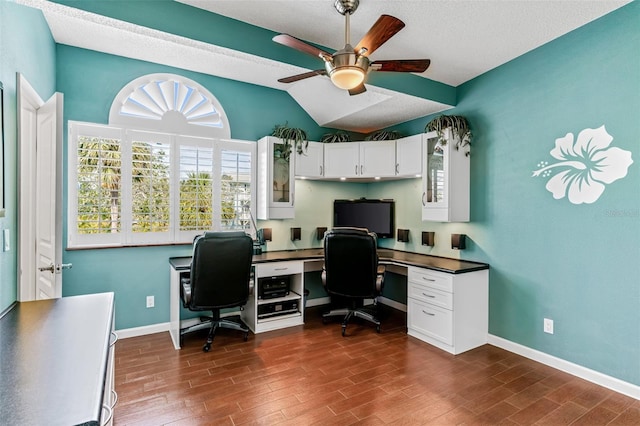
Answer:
[[0, 293, 116, 426], [169, 249, 489, 354]]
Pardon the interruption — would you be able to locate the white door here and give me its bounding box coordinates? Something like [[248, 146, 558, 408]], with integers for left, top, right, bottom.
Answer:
[[17, 74, 65, 301]]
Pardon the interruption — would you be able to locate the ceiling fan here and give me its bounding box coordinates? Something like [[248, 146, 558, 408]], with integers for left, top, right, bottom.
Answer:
[[273, 0, 431, 95]]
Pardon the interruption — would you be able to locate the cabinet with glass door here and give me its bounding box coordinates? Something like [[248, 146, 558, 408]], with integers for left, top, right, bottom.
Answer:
[[421, 129, 470, 222], [257, 136, 295, 219]]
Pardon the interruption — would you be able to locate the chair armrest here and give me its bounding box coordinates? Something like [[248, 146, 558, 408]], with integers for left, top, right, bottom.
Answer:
[[321, 265, 327, 289], [180, 277, 191, 307], [376, 264, 386, 293]]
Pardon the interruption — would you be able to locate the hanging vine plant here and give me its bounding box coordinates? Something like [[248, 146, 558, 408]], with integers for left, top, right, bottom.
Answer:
[[424, 115, 472, 156], [271, 122, 308, 160], [365, 129, 403, 141], [320, 131, 352, 143]]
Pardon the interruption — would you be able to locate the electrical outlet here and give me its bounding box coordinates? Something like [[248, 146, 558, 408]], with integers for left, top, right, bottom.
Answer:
[[146, 295, 155, 308], [544, 318, 554, 334]]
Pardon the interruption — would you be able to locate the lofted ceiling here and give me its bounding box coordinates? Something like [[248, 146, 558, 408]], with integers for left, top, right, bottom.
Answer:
[[19, 0, 631, 133]]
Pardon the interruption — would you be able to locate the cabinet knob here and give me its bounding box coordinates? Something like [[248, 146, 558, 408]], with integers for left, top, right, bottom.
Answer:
[[421, 192, 426, 206]]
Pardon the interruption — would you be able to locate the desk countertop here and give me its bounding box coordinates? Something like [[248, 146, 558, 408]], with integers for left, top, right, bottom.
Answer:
[[0, 293, 115, 426], [170, 248, 488, 274]]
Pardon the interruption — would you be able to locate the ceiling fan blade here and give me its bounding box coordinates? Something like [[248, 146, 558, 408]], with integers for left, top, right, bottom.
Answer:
[[348, 84, 367, 96], [370, 59, 431, 73], [278, 69, 327, 84], [273, 34, 332, 60], [354, 15, 405, 57]]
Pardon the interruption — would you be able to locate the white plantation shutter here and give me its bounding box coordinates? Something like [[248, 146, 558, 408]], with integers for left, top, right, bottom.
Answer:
[[68, 124, 255, 248]]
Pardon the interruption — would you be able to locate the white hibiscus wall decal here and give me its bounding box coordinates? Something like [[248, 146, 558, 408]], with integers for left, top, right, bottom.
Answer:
[[532, 126, 633, 204]]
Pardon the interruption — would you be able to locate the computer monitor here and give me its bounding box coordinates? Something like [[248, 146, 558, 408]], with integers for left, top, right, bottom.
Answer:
[[333, 199, 395, 238]]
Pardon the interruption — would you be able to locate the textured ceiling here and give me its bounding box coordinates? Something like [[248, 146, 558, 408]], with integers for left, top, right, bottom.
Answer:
[[18, 0, 631, 133]]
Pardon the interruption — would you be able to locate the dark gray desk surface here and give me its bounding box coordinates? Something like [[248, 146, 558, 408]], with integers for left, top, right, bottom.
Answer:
[[169, 248, 489, 274], [0, 293, 115, 426]]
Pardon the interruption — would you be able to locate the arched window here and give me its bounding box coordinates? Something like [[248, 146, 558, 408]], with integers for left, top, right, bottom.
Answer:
[[68, 74, 254, 249], [109, 73, 230, 138]]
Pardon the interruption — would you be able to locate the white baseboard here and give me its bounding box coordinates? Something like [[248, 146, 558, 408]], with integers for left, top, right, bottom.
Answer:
[[116, 322, 170, 339], [116, 311, 242, 339], [488, 334, 640, 400]]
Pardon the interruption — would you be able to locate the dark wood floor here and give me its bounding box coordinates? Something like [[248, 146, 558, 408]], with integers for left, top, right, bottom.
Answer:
[[113, 307, 639, 425]]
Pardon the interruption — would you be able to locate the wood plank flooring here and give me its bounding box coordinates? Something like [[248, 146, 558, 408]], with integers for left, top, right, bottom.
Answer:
[[113, 307, 639, 425]]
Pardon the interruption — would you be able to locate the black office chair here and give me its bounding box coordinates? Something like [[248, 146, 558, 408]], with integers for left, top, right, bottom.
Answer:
[[180, 231, 253, 352], [322, 228, 385, 336]]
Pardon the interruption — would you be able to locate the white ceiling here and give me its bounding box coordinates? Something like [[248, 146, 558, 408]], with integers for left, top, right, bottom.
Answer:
[[19, 0, 631, 133]]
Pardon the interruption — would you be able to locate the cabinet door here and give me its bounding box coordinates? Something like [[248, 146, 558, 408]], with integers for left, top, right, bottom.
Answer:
[[359, 140, 396, 177], [295, 141, 324, 178], [421, 131, 449, 221], [396, 134, 422, 176], [421, 130, 470, 222], [257, 137, 295, 219], [323, 143, 360, 178]]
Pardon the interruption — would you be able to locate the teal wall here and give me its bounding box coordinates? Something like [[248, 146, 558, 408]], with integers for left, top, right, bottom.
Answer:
[[3, 0, 638, 388], [370, 3, 640, 386], [0, 0, 56, 311]]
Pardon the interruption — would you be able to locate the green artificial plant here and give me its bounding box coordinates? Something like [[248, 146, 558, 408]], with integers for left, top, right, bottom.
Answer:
[[424, 115, 472, 155], [271, 123, 308, 160]]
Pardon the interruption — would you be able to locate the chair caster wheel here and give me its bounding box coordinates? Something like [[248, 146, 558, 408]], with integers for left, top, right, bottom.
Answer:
[[244, 332, 249, 341], [376, 325, 381, 333], [203, 344, 211, 352], [341, 326, 346, 337], [322, 317, 328, 325]]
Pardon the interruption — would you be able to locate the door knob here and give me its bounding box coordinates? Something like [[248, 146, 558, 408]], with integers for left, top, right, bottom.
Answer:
[[38, 264, 55, 273]]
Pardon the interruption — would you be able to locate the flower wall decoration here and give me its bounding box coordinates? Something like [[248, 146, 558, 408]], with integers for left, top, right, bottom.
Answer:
[[532, 126, 633, 204]]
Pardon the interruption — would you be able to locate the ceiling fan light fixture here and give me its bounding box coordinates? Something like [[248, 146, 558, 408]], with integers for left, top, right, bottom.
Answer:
[[330, 67, 365, 90]]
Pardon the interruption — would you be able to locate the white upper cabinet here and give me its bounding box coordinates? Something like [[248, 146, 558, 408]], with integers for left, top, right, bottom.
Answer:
[[395, 134, 423, 177], [294, 141, 324, 178], [323, 142, 360, 178], [359, 140, 396, 177], [421, 130, 470, 222], [257, 136, 295, 219], [323, 140, 396, 179]]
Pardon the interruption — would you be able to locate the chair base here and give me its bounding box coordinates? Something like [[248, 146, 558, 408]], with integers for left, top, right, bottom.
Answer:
[[322, 302, 381, 336], [180, 314, 249, 352]]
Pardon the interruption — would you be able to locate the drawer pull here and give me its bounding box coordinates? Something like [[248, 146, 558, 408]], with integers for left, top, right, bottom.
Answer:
[[422, 293, 436, 298], [422, 277, 436, 282], [422, 310, 435, 316], [274, 267, 288, 271]]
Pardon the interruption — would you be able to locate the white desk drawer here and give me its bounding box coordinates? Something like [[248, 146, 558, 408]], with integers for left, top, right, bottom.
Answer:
[[255, 261, 303, 278], [408, 282, 452, 310], [408, 268, 453, 293], [408, 298, 453, 346]]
